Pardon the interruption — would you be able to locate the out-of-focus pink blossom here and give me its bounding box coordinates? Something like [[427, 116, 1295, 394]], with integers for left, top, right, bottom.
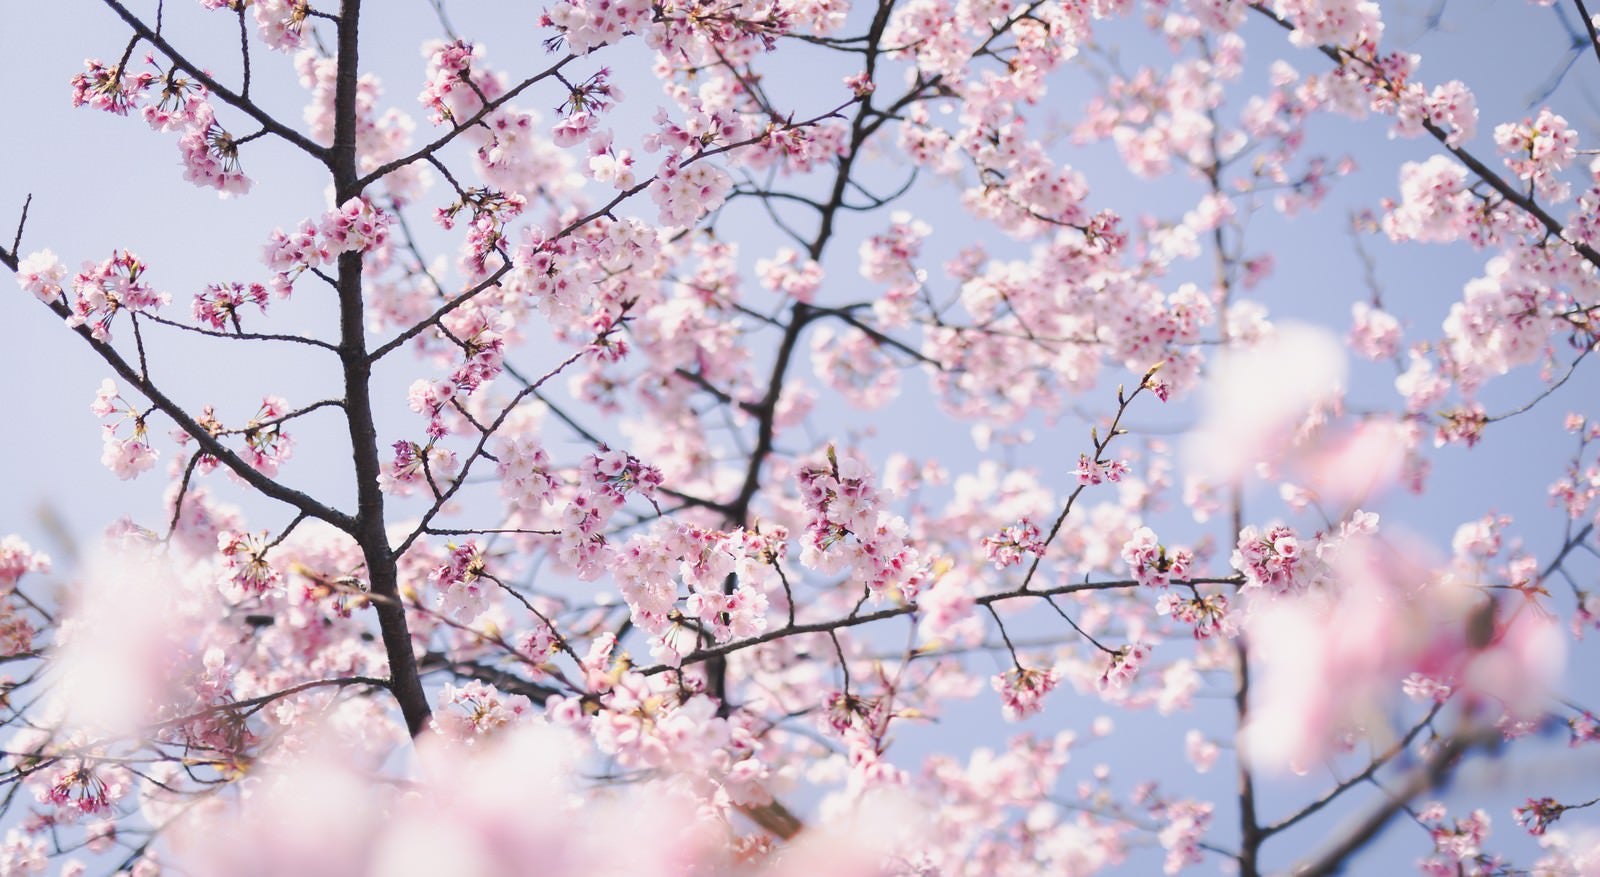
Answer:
[[1183, 323, 1346, 484]]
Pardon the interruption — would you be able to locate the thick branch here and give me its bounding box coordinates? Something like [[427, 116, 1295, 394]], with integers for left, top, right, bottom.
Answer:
[[1572, 0, 1600, 69], [330, 0, 431, 739], [1236, 642, 1263, 877]]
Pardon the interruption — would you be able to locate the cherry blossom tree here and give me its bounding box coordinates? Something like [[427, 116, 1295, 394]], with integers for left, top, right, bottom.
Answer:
[[2, 0, 1600, 874]]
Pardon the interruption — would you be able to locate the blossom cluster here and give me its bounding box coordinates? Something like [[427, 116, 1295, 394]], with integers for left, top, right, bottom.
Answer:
[[33, 250, 170, 342], [1098, 641, 1152, 691], [1154, 592, 1235, 640], [433, 680, 536, 742], [1121, 527, 1193, 589], [0, 538, 49, 591], [0, 537, 47, 659], [982, 518, 1045, 569], [992, 666, 1060, 721], [650, 156, 734, 227], [796, 450, 928, 601], [429, 541, 492, 621], [1416, 804, 1495, 874], [378, 439, 461, 496], [1494, 109, 1580, 203], [263, 198, 393, 294], [216, 530, 282, 597], [90, 379, 158, 480], [1231, 524, 1314, 595], [612, 522, 782, 663], [71, 56, 250, 193]]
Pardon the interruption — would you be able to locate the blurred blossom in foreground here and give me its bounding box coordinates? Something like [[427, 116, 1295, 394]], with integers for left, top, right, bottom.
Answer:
[[47, 543, 222, 735], [1239, 531, 1565, 774], [1183, 322, 1346, 484], [166, 720, 920, 877]]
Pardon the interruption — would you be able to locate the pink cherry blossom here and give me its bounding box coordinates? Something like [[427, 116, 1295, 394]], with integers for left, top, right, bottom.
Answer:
[[14, 250, 66, 302]]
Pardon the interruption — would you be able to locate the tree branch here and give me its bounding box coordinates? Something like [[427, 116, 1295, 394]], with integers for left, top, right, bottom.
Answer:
[[328, 0, 432, 739], [1281, 726, 1500, 877], [15, 297, 354, 530], [98, 0, 330, 161]]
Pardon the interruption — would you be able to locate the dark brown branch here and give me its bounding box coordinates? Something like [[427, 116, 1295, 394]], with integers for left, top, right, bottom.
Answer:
[[236, 5, 252, 99], [163, 450, 205, 541], [726, 302, 811, 524], [216, 398, 345, 435], [4, 194, 31, 265], [640, 575, 1241, 676], [138, 311, 341, 351], [1236, 641, 1262, 877], [1574, 0, 1600, 69], [423, 526, 560, 537], [1486, 347, 1590, 423], [329, 0, 431, 739], [419, 654, 562, 705], [1018, 378, 1151, 591], [812, 305, 945, 370]]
